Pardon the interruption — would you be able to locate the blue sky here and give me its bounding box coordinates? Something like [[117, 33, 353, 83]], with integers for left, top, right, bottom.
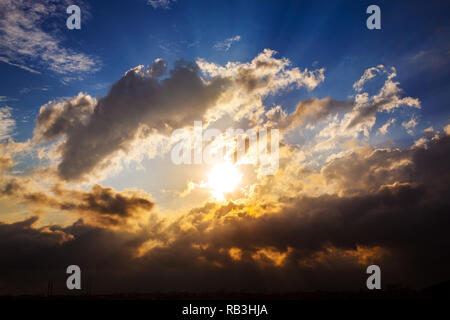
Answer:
[[1, 0, 449, 143]]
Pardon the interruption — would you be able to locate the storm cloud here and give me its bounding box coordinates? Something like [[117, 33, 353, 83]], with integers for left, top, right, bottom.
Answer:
[[0, 134, 449, 294]]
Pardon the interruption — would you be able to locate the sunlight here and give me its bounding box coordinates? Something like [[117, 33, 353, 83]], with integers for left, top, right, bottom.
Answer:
[[207, 162, 242, 201]]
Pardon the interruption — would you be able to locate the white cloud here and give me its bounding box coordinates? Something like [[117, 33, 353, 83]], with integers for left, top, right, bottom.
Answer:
[[314, 66, 421, 151], [423, 126, 433, 133], [0, 107, 15, 140], [197, 48, 325, 124], [147, 0, 176, 9], [413, 136, 427, 149], [377, 118, 396, 135], [353, 65, 383, 92], [402, 115, 418, 135], [198, 49, 324, 93], [214, 35, 241, 51], [0, 56, 40, 74], [0, 0, 100, 79]]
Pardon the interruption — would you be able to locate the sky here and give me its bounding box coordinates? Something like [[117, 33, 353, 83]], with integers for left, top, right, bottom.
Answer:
[[0, 0, 450, 294]]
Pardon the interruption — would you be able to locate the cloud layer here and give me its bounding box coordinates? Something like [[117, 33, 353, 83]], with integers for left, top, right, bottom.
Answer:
[[1, 50, 449, 294], [0, 134, 449, 294]]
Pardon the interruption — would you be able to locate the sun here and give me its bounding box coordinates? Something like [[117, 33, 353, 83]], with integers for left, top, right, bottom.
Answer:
[[208, 162, 242, 201]]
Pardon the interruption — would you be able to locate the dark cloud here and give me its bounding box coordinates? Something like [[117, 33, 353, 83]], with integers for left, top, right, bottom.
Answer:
[[54, 184, 154, 226], [280, 97, 353, 130], [322, 147, 413, 195], [0, 135, 449, 294], [148, 58, 168, 78], [35, 61, 227, 181], [34, 94, 95, 142], [0, 180, 154, 226]]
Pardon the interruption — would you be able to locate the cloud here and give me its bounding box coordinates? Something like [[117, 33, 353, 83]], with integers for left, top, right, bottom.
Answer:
[[34, 93, 96, 142], [19, 86, 50, 95], [402, 115, 418, 135], [352, 65, 383, 92], [32, 50, 324, 181], [0, 134, 449, 293], [270, 97, 353, 131], [423, 126, 433, 133], [2, 47, 448, 294], [0, 177, 154, 227], [0, 0, 100, 78], [348, 67, 420, 131], [53, 184, 154, 226], [179, 181, 196, 197], [198, 48, 325, 91], [0, 95, 18, 102], [322, 146, 411, 196], [32, 61, 227, 181], [445, 123, 450, 135], [314, 65, 420, 151], [148, 58, 168, 78], [0, 107, 15, 140], [213, 35, 241, 51], [410, 49, 450, 70], [0, 56, 40, 74], [147, 0, 176, 9], [377, 118, 396, 135], [0, 153, 13, 174]]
